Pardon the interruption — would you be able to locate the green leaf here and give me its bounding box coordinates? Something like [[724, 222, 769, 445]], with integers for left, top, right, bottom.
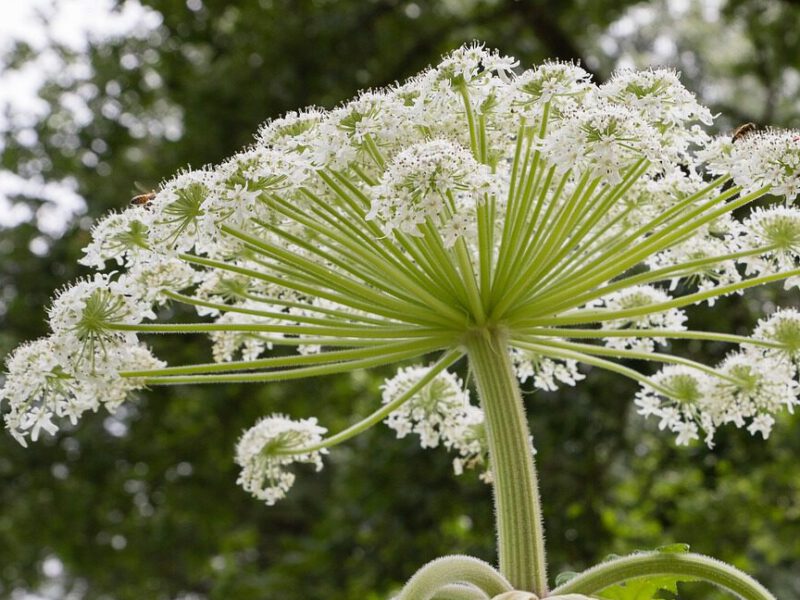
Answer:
[[595, 574, 697, 600]]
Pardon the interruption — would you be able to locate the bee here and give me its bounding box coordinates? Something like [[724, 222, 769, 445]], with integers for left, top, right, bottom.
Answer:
[[130, 190, 156, 208], [731, 122, 757, 143]]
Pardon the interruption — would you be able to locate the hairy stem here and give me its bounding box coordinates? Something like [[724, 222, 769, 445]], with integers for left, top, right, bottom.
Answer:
[[397, 555, 512, 600], [550, 551, 776, 600], [465, 328, 547, 595]]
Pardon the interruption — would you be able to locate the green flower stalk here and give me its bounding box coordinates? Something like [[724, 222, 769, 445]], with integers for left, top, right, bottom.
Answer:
[[3, 44, 799, 597]]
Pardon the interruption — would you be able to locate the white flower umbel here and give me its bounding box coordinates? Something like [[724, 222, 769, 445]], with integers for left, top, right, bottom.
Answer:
[[752, 309, 800, 365], [1, 337, 163, 446], [382, 364, 490, 480], [635, 366, 713, 446], [234, 415, 327, 505], [741, 206, 800, 276], [724, 129, 800, 198], [79, 209, 152, 269], [511, 349, 584, 392], [48, 273, 155, 367], [704, 350, 798, 437], [383, 365, 469, 448], [591, 286, 687, 352], [368, 139, 494, 246], [4, 43, 800, 596]]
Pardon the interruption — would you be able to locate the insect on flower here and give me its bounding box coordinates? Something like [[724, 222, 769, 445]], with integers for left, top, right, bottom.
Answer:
[[130, 190, 156, 208], [731, 122, 757, 143]]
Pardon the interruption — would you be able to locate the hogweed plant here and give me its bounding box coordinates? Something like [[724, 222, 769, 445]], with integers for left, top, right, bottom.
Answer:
[[3, 44, 800, 599]]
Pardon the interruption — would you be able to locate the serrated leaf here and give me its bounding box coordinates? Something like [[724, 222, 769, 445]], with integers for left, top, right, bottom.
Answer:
[[656, 543, 691, 554], [555, 571, 580, 586], [595, 574, 697, 600]]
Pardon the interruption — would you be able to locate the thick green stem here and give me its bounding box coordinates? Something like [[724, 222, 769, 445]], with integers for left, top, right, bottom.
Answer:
[[465, 328, 548, 595], [397, 555, 512, 600], [549, 551, 776, 600]]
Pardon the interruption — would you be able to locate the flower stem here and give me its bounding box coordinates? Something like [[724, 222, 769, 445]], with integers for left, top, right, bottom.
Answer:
[[465, 327, 547, 595], [549, 551, 776, 600]]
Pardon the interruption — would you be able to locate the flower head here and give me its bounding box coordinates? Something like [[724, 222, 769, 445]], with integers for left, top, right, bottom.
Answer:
[[382, 365, 472, 449], [235, 415, 327, 505], [80, 209, 151, 269], [48, 274, 154, 365], [368, 139, 494, 246], [752, 309, 800, 365], [5, 44, 800, 490], [1, 337, 163, 446], [702, 128, 800, 200], [381, 364, 490, 480], [635, 366, 711, 446]]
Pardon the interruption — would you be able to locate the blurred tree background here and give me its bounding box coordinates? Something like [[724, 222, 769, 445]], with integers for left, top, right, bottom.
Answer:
[[1, 0, 799, 598]]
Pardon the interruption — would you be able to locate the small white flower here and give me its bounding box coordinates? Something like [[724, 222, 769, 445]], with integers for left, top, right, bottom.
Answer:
[[382, 365, 471, 449], [48, 274, 155, 366], [1, 337, 164, 446], [80, 209, 152, 269], [511, 349, 584, 392], [235, 415, 327, 505], [703, 350, 799, 434], [635, 366, 713, 446], [591, 286, 686, 352], [752, 308, 800, 366], [368, 139, 494, 246], [673, 420, 700, 446]]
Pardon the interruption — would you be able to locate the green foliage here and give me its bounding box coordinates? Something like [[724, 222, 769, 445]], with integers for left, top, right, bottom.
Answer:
[[594, 546, 697, 600], [596, 576, 685, 600]]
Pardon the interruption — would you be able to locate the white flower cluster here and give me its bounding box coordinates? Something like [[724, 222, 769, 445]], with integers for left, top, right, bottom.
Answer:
[[752, 309, 800, 365], [0, 270, 169, 445], [381, 366, 489, 481], [0, 337, 163, 447], [80, 210, 151, 269], [740, 206, 800, 280], [591, 286, 687, 352], [235, 415, 327, 505], [5, 42, 800, 493], [511, 349, 585, 392], [48, 273, 154, 348], [368, 140, 495, 247], [702, 129, 800, 199], [636, 311, 800, 446]]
